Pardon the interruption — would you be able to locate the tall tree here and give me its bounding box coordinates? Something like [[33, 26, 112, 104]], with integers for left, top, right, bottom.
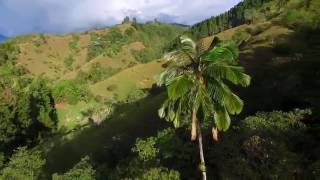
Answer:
[[122, 16, 130, 24], [157, 36, 251, 179]]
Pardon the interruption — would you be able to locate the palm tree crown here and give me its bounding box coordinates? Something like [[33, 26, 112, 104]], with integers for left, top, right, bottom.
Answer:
[[157, 35, 251, 140]]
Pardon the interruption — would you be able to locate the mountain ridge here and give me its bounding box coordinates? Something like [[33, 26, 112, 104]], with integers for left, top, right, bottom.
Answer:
[[0, 34, 7, 42]]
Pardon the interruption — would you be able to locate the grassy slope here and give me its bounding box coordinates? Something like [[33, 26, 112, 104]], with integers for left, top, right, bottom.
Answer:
[[90, 59, 164, 100], [15, 24, 141, 80], [11, 23, 184, 132]]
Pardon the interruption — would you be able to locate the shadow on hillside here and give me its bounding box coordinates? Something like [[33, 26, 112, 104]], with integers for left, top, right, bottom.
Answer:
[[42, 91, 168, 176], [238, 29, 320, 116]]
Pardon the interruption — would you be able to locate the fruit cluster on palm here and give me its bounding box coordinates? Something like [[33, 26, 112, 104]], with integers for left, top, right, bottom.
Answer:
[[157, 36, 251, 179]]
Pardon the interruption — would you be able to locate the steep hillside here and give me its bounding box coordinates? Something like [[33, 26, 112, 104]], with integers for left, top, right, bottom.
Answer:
[[11, 23, 185, 80], [90, 59, 164, 101]]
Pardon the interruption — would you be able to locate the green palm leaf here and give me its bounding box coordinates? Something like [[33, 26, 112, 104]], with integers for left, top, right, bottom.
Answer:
[[204, 63, 251, 87], [164, 36, 196, 66], [167, 74, 194, 100], [207, 79, 244, 115], [201, 42, 239, 63], [156, 68, 179, 86], [214, 105, 231, 131]]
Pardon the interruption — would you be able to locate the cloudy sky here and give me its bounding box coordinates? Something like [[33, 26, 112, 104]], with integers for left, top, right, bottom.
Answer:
[[0, 0, 241, 37]]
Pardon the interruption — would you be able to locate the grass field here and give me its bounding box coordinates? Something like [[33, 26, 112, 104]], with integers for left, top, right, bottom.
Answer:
[[90, 59, 165, 101]]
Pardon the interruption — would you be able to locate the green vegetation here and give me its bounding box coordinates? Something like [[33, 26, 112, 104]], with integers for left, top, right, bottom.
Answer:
[[64, 54, 75, 70], [0, 147, 45, 180], [133, 23, 186, 63], [191, 0, 275, 37], [0, 66, 57, 154], [113, 109, 319, 179], [52, 156, 95, 180], [87, 27, 130, 60], [69, 34, 80, 53], [87, 23, 186, 62], [52, 79, 90, 104], [232, 29, 252, 45], [157, 36, 250, 178], [33, 34, 47, 47], [0, 0, 320, 179], [77, 63, 119, 84], [0, 41, 20, 65], [280, 0, 320, 30]]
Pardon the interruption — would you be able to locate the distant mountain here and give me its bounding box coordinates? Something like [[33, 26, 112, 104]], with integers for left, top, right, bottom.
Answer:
[[0, 34, 8, 42]]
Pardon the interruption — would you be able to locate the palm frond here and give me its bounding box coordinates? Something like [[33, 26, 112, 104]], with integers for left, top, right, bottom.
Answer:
[[167, 74, 194, 100], [201, 41, 239, 64], [214, 105, 231, 131], [207, 79, 244, 115], [156, 68, 179, 86], [204, 63, 251, 87], [164, 36, 196, 66]]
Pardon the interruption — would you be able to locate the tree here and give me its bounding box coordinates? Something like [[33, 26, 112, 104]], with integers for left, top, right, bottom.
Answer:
[[52, 156, 95, 180], [122, 16, 130, 24], [0, 147, 45, 180], [132, 17, 139, 29], [157, 36, 251, 179]]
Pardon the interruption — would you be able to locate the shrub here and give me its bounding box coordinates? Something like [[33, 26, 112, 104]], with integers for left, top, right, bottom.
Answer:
[[69, 34, 80, 53], [232, 29, 251, 45], [33, 34, 47, 47], [132, 137, 159, 161], [0, 147, 45, 180], [87, 28, 129, 60], [76, 63, 119, 83], [124, 27, 135, 36], [140, 167, 180, 180], [246, 25, 264, 35], [64, 54, 74, 70], [0, 41, 20, 65], [52, 156, 96, 180], [133, 48, 159, 63], [52, 79, 90, 104], [106, 84, 117, 91]]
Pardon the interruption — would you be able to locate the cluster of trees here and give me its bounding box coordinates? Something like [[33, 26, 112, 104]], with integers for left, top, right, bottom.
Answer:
[[87, 22, 186, 63], [87, 27, 129, 60], [190, 0, 287, 38], [0, 64, 57, 157], [110, 109, 319, 179], [52, 79, 90, 105], [280, 0, 320, 30], [0, 147, 95, 179], [77, 63, 119, 84]]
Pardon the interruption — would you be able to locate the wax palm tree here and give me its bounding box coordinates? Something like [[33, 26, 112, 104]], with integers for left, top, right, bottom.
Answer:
[[157, 36, 251, 179]]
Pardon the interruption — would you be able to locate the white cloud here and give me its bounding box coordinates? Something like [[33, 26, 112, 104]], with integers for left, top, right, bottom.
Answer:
[[0, 0, 241, 37]]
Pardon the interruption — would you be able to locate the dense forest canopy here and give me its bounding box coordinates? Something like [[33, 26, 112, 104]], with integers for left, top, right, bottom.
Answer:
[[190, 0, 297, 38]]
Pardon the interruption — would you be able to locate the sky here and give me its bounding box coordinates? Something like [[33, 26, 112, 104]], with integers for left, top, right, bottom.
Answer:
[[0, 0, 241, 37]]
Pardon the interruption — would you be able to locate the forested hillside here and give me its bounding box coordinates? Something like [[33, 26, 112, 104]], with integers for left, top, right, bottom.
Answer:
[[190, 0, 319, 38], [0, 0, 319, 179]]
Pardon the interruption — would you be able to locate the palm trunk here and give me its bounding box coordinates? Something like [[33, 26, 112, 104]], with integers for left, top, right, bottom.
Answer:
[[191, 108, 197, 141], [197, 122, 207, 180]]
